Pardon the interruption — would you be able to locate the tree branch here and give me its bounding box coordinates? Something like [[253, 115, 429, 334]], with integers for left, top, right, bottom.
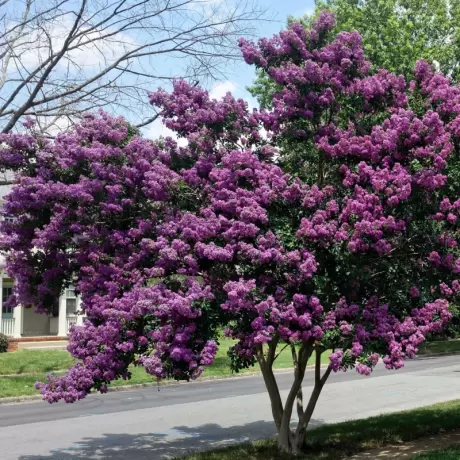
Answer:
[[0, 0, 268, 134]]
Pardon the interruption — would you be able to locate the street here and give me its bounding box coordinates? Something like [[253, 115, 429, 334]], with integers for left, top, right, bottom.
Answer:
[[1, 355, 460, 460]]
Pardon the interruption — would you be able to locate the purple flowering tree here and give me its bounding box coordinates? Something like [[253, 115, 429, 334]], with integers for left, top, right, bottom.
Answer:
[[1, 12, 460, 454]]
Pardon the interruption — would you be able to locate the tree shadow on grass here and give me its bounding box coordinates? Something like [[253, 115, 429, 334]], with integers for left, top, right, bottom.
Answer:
[[17, 419, 325, 460]]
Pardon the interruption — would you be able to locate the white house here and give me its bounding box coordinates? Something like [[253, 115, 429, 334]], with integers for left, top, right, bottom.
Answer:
[[0, 260, 85, 339]]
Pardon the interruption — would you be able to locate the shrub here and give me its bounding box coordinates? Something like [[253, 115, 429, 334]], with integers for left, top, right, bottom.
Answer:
[[0, 332, 9, 353]]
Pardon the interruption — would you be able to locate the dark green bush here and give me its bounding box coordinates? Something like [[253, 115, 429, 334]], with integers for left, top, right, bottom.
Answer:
[[0, 332, 8, 353]]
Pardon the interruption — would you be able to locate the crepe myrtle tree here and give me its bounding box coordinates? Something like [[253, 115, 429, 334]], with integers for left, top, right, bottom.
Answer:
[[1, 12, 460, 454]]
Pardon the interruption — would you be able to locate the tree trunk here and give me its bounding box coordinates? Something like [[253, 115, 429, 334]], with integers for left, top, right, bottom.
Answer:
[[258, 344, 332, 455], [294, 349, 332, 452], [292, 384, 322, 453], [256, 342, 284, 431]]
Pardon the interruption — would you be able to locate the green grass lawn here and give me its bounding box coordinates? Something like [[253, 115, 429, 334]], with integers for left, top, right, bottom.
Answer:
[[178, 400, 460, 460], [410, 445, 460, 459], [419, 339, 460, 355], [202, 339, 331, 377], [0, 374, 47, 398], [0, 339, 331, 398], [0, 349, 75, 375], [0, 349, 75, 397]]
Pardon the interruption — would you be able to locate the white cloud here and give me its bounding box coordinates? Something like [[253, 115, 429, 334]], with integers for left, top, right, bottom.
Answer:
[[146, 117, 188, 147], [35, 115, 75, 137], [292, 6, 315, 18], [209, 81, 238, 100], [209, 80, 258, 111], [7, 16, 137, 76]]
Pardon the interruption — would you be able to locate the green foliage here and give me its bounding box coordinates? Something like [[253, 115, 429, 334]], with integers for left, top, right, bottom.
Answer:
[[0, 333, 8, 353], [431, 304, 460, 340], [248, 69, 282, 110]]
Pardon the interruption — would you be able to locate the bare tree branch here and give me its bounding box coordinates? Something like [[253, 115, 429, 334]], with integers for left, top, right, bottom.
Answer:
[[136, 113, 160, 128]]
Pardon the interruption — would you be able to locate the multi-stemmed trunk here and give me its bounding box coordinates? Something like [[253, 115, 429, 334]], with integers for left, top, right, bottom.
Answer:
[[256, 338, 332, 454]]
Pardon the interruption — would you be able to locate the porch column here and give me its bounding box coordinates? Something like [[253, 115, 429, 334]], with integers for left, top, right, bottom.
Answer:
[[57, 294, 67, 337], [12, 303, 23, 338], [12, 278, 22, 337], [0, 274, 3, 334], [76, 296, 84, 326]]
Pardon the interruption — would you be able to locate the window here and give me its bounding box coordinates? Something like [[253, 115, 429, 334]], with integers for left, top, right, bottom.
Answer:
[[2, 286, 13, 315], [65, 286, 77, 315], [66, 298, 77, 316], [3, 216, 15, 223], [51, 298, 59, 318]]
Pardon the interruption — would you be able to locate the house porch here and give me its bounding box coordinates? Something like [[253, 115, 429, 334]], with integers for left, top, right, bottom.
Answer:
[[0, 273, 84, 339]]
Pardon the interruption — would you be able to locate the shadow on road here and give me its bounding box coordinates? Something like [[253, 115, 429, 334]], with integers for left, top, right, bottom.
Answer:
[[18, 419, 324, 459]]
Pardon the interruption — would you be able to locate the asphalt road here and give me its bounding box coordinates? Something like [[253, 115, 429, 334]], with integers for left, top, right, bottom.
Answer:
[[1, 355, 460, 460]]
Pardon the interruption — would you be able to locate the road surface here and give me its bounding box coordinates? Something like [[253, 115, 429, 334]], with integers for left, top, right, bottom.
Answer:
[[2, 355, 460, 459]]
